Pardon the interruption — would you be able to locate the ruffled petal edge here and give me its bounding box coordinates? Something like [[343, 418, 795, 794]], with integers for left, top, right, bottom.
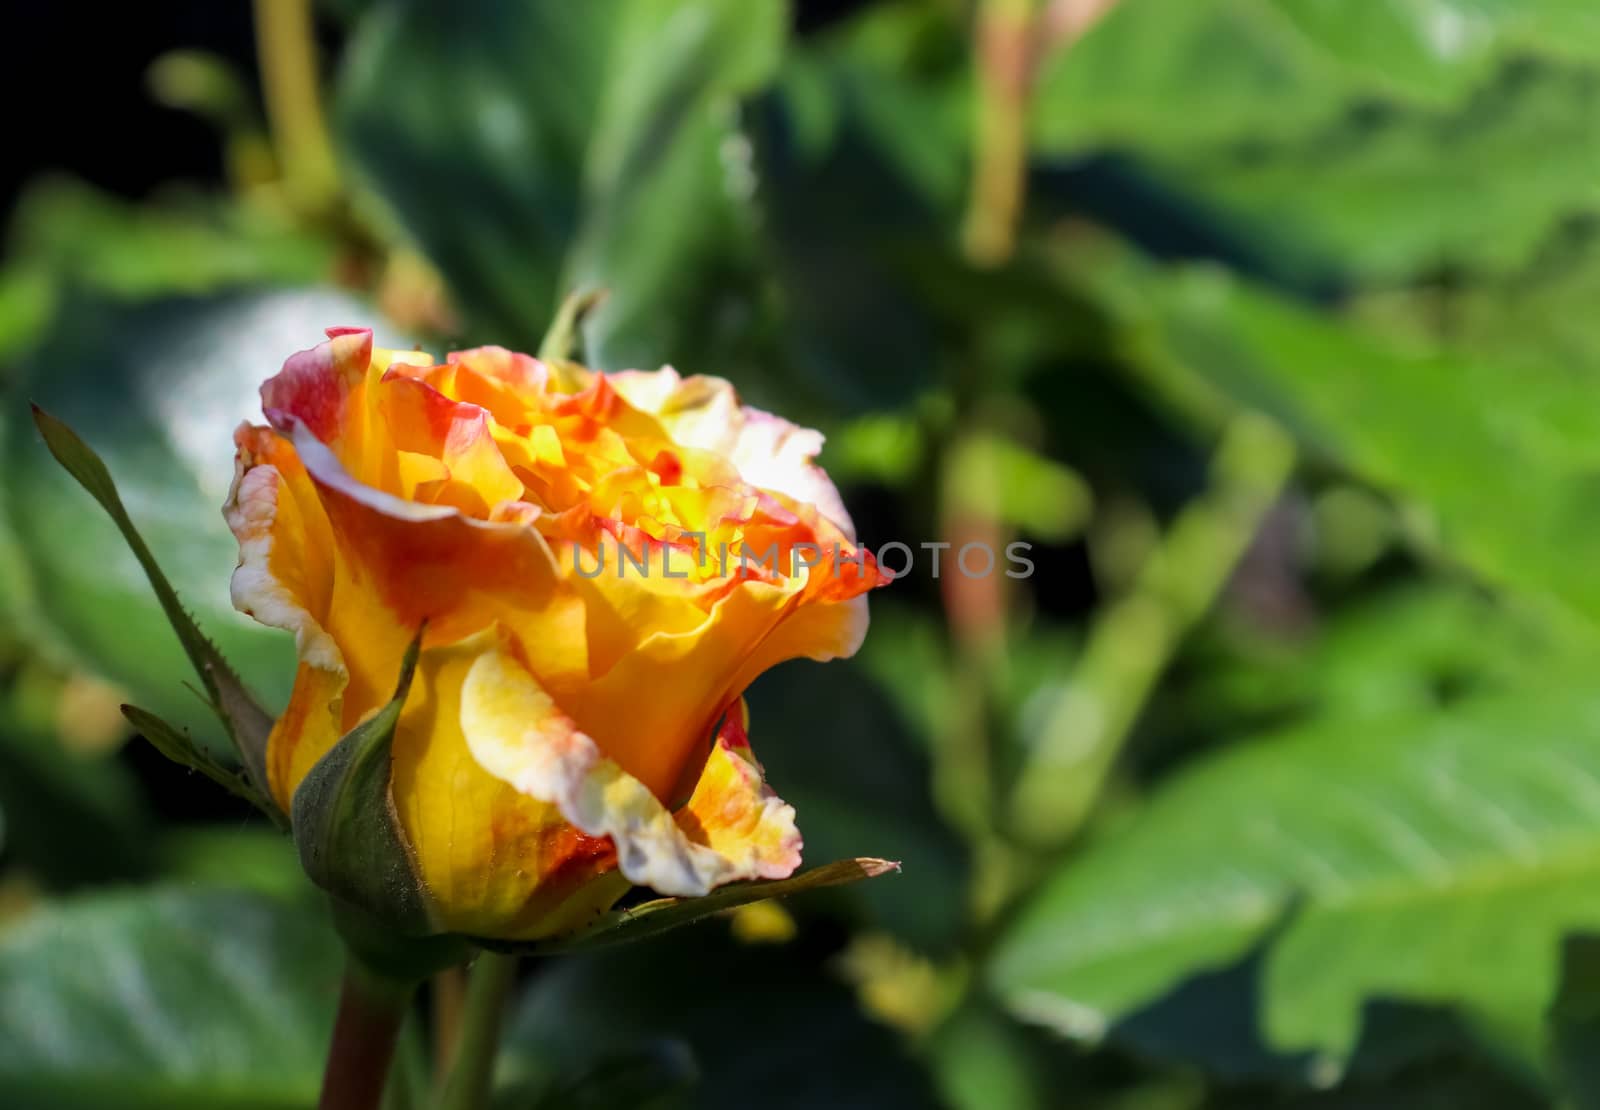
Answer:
[[458, 636, 801, 898]]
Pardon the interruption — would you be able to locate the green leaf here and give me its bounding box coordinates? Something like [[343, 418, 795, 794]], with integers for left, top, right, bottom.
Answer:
[[990, 687, 1600, 1074], [7, 179, 329, 304], [1085, 256, 1600, 635], [499, 1040, 698, 1110], [290, 633, 432, 935], [4, 288, 391, 743], [29, 406, 275, 800], [944, 433, 1092, 543], [1038, 0, 1600, 154], [742, 46, 957, 414], [152, 826, 307, 900], [924, 1002, 1051, 1110], [1172, 583, 1574, 741], [1040, 8, 1600, 283], [0, 885, 342, 1110], [121, 705, 284, 828], [1034, 0, 1355, 155], [494, 857, 898, 956], [336, 0, 784, 368], [497, 923, 941, 1110], [1351, 230, 1600, 378], [1272, 1, 1600, 106], [1144, 65, 1600, 284]]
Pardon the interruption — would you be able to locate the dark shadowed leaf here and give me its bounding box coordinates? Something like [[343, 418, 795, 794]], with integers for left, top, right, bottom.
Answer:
[[746, 657, 970, 953], [498, 924, 940, 1110]]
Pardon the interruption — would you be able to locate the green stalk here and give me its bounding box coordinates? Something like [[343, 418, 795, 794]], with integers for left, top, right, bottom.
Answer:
[[1010, 412, 1297, 847], [253, 0, 339, 211], [438, 952, 521, 1110], [962, 0, 1040, 267]]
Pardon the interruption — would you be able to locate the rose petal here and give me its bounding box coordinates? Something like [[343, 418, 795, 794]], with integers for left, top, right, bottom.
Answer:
[[393, 633, 627, 938], [609, 366, 857, 540], [459, 638, 799, 897], [674, 699, 802, 881]]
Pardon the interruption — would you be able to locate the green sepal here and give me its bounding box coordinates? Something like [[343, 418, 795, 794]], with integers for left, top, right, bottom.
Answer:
[[328, 899, 471, 987], [292, 631, 439, 937], [121, 704, 287, 830], [30, 404, 278, 806], [482, 857, 901, 956]]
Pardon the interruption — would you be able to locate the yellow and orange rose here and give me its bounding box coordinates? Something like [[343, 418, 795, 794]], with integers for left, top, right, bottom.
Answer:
[[224, 328, 886, 939]]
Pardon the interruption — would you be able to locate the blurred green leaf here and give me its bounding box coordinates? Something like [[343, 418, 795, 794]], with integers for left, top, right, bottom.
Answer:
[[152, 826, 305, 899], [498, 1040, 698, 1110], [6, 179, 328, 308], [336, 0, 783, 368], [744, 43, 958, 414], [1174, 583, 1571, 740], [1148, 65, 1600, 284], [3, 288, 398, 739], [1039, 0, 1600, 153], [0, 885, 341, 1109], [825, 409, 929, 488], [1273, 1, 1600, 105], [1035, 0, 1355, 154], [1351, 230, 1600, 375], [926, 1002, 1050, 1110], [497, 924, 941, 1109], [853, 602, 957, 754], [1043, 7, 1600, 283], [1111, 264, 1600, 636], [945, 433, 1092, 543], [991, 686, 1600, 1074]]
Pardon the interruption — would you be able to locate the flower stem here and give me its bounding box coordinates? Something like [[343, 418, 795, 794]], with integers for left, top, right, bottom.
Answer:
[[438, 952, 520, 1110], [319, 959, 415, 1110], [962, 0, 1041, 267], [253, 0, 339, 212]]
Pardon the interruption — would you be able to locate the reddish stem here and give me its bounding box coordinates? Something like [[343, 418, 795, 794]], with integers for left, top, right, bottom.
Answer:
[[318, 960, 414, 1110]]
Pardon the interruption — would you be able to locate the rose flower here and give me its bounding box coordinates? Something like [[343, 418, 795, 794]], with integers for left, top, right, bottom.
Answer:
[[224, 328, 886, 939]]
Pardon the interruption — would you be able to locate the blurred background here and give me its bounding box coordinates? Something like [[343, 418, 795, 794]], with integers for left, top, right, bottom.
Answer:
[[6, 1, 1600, 1107]]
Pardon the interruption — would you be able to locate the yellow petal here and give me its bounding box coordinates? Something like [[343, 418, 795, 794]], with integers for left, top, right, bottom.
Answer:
[[675, 699, 802, 880], [459, 637, 799, 897], [392, 633, 626, 938]]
